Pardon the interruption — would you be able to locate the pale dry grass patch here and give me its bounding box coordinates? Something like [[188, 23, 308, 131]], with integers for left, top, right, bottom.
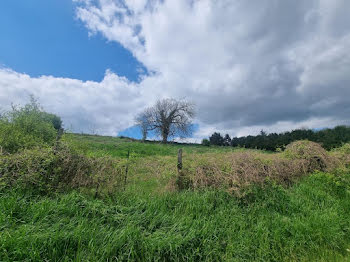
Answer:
[[175, 141, 346, 196], [0, 144, 126, 195], [331, 143, 350, 165]]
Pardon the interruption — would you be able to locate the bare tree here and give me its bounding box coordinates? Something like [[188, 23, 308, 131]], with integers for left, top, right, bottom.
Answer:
[[146, 98, 195, 143], [135, 108, 152, 141]]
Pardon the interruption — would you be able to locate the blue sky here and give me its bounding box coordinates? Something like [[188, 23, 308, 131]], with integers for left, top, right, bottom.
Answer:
[[0, 0, 144, 82], [1, 0, 349, 141], [0, 0, 150, 139]]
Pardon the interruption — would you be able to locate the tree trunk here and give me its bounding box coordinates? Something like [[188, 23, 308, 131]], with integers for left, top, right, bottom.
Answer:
[[162, 130, 169, 143], [162, 135, 168, 143]]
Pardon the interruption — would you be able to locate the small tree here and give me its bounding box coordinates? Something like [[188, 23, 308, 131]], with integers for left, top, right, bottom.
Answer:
[[209, 132, 224, 146], [135, 108, 152, 141], [137, 98, 195, 143], [201, 138, 210, 146], [223, 134, 231, 146]]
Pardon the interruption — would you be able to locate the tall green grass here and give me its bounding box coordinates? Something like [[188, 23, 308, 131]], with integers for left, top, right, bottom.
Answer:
[[1, 170, 350, 261], [2, 129, 350, 261]]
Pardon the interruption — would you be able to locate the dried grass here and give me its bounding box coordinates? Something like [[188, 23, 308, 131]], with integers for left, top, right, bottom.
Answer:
[[0, 144, 126, 195], [331, 143, 350, 165], [177, 141, 345, 196], [283, 140, 339, 171]]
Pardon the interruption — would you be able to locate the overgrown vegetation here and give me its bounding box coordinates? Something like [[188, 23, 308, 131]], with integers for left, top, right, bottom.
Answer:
[[0, 96, 62, 153], [0, 99, 126, 196], [0, 145, 126, 196], [1, 99, 350, 261], [175, 140, 345, 196]]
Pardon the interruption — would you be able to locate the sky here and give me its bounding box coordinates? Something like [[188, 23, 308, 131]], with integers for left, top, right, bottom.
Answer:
[[1, 0, 350, 142]]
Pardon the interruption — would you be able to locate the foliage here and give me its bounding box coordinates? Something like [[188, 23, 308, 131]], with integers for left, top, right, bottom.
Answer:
[[223, 134, 231, 146], [0, 98, 61, 153], [209, 132, 224, 146], [201, 138, 210, 146], [208, 125, 350, 151], [41, 112, 62, 130], [135, 109, 153, 141]]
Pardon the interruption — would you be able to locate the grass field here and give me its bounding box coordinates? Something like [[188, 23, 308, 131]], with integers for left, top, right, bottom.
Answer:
[[64, 133, 243, 158], [1, 134, 350, 261]]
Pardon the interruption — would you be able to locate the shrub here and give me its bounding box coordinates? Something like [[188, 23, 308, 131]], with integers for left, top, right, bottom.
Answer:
[[201, 138, 210, 146], [0, 97, 60, 153], [41, 112, 63, 130], [0, 144, 126, 195], [209, 132, 224, 146]]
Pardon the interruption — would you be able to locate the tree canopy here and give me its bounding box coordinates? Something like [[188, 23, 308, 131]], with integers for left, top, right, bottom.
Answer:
[[136, 98, 195, 143], [207, 126, 350, 151]]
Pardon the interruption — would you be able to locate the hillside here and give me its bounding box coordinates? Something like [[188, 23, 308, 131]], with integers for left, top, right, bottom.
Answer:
[[65, 133, 240, 158], [1, 133, 350, 261]]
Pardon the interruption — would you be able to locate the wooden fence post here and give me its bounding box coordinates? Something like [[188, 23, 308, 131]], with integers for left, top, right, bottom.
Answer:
[[177, 149, 187, 189], [177, 149, 183, 174], [124, 150, 130, 190]]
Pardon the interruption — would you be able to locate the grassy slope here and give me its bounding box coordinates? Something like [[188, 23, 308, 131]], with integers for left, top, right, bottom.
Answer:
[[1, 134, 350, 261], [64, 134, 264, 195], [64, 133, 243, 158]]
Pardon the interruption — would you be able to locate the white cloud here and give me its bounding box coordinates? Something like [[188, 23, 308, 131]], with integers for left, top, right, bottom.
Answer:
[[0, 68, 144, 135], [1, 0, 350, 139]]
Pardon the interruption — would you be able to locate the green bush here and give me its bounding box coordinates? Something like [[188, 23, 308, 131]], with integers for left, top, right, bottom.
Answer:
[[0, 97, 61, 153], [201, 138, 210, 146]]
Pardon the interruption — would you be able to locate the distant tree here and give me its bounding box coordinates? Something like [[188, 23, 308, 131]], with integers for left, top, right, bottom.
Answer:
[[201, 138, 210, 146], [42, 112, 63, 130], [135, 108, 152, 141], [223, 134, 231, 146], [137, 98, 195, 143], [260, 129, 267, 136], [210, 125, 350, 151], [209, 132, 224, 146]]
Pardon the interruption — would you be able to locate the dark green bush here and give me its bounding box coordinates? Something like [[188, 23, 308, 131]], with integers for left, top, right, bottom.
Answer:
[[41, 112, 63, 130], [201, 138, 210, 146]]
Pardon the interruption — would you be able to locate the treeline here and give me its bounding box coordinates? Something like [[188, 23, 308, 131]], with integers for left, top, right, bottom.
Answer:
[[205, 126, 350, 151]]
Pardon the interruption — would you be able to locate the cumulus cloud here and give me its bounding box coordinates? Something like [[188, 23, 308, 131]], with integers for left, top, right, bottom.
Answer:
[[1, 0, 350, 139], [0, 68, 144, 135]]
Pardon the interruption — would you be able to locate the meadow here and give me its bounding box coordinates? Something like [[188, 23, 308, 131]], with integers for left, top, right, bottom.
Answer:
[[64, 133, 239, 158], [1, 131, 350, 261]]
